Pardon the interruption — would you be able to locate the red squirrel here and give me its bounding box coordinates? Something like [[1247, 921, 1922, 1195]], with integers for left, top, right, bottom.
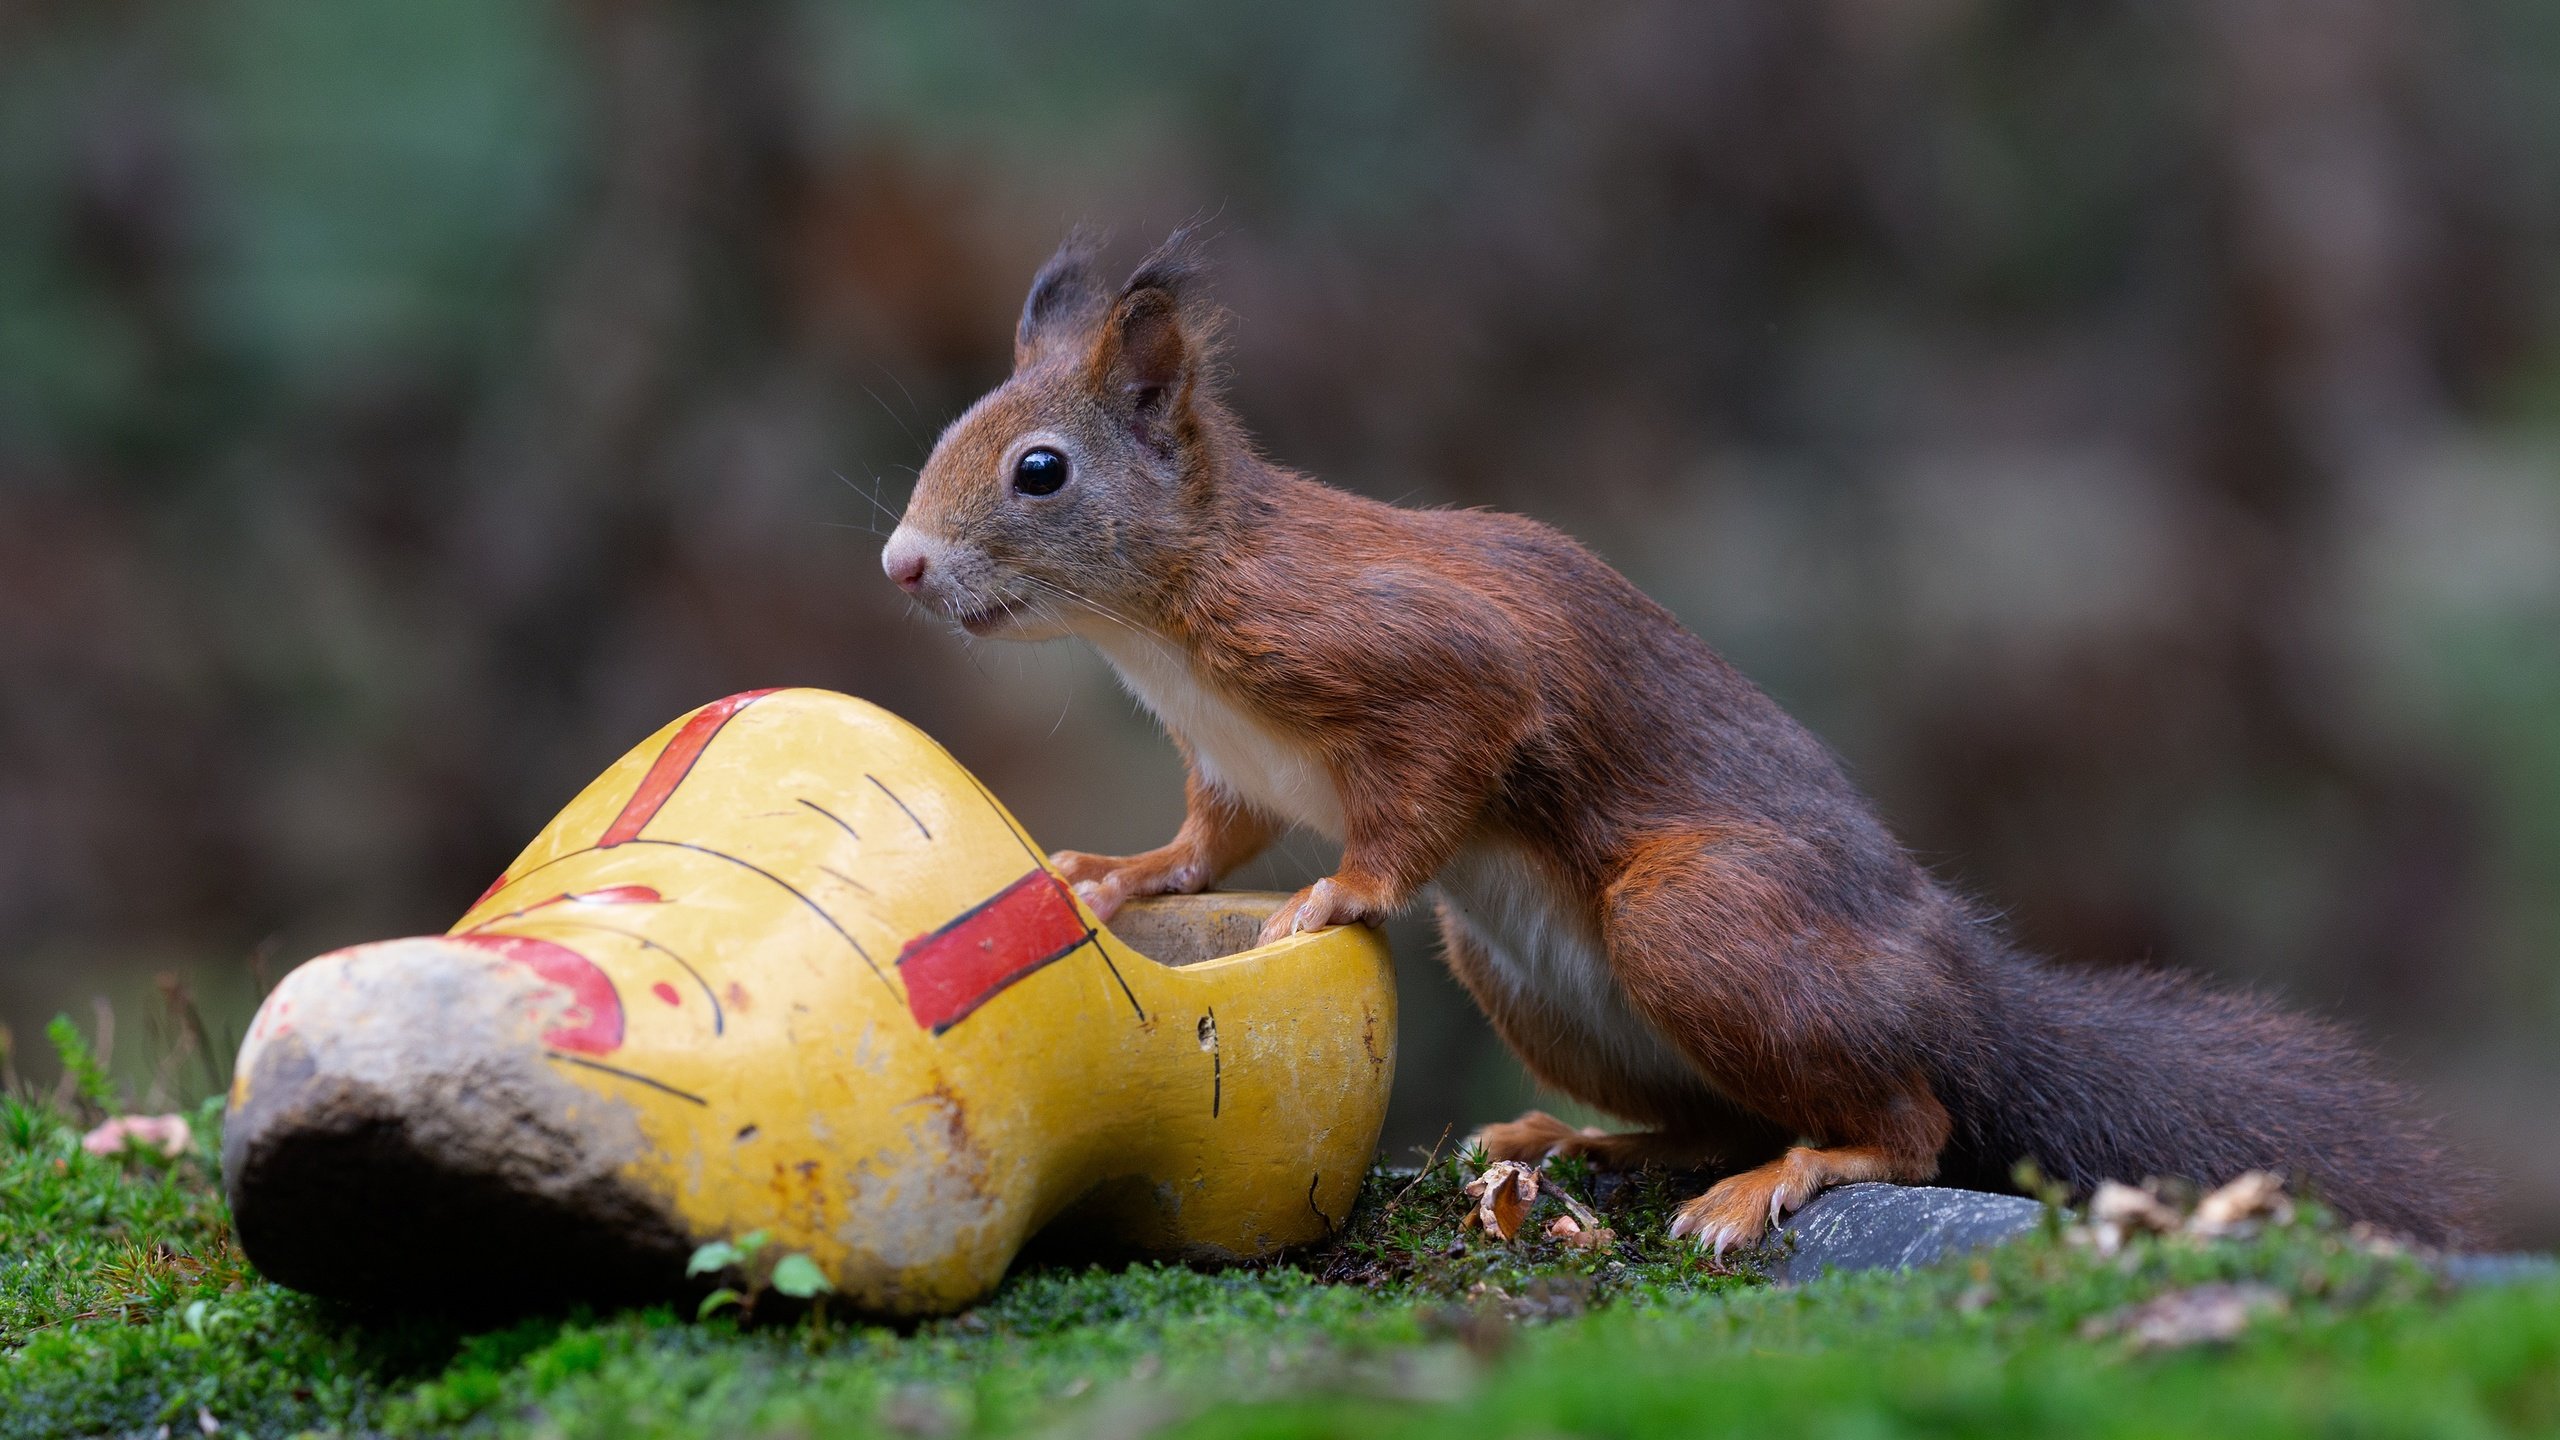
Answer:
[[880, 231, 2477, 1253]]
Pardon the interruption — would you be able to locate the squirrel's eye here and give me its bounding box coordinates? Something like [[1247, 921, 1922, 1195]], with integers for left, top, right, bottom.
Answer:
[[1012, 447, 1068, 497]]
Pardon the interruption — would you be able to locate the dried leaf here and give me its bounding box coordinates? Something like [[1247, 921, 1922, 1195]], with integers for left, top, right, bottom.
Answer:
[[2080, 1179, 2182, 1254], [1546, 1214, 1615, 1251], [1489, 1165, 1537, 1241], [2347, 1221, 2407, 1259], [2082, 1283, 2285, 1349], [1463, 1160, 1539, 1242], [2190, 1172, 2292, 1236], [2089, 1181, 2180, 1233]]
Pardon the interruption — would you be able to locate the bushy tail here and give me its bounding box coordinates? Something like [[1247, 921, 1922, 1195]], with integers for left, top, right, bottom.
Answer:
[[1935, 946, 2482, 1245]]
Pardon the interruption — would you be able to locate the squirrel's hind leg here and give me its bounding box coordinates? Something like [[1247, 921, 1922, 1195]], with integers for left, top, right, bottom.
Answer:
[[1473, 1111, 1728, 1171], [1599, 830, 1956, 1257], [1434, 903, 1781, 1166], [1668, 1141, 1936, 1259]]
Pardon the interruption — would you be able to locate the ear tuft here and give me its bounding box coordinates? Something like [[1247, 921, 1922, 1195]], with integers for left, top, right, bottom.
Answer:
[[1015, 226, 1111, 369], [1090, 226, 1224, 441], [1120, 226, 1223, 353], [1121, 225, 1214, 316]]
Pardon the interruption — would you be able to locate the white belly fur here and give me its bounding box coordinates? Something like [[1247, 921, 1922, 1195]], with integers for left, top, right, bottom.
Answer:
[[1083, 624, 1704, 1111], [1432, 840, 1710, 1107], [1084, 625, 1347, 838]]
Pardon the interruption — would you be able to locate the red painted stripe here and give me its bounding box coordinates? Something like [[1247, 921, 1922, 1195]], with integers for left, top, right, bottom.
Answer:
[[466, 885, 669, 932], [565, 884, 664, 906], [897, 870, 1091, 1033], [598, 690, 778, 847], [450, 933, 626, 1055]]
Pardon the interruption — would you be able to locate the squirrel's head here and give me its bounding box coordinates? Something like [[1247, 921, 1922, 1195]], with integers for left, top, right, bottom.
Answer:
[[883, 229, 1225, 640]]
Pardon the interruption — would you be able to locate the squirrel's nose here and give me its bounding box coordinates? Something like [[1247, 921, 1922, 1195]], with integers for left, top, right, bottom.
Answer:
[[882, 530, 930, 593]]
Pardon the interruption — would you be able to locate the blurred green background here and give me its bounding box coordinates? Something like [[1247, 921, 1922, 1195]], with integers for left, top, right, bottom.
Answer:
[[4, 1, 2558, 1240]]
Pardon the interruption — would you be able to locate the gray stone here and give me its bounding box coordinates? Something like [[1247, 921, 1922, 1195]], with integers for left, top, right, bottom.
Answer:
[[1769, 1181, 2558, 1288], [1772, 1181, 2048, 1282], [2435, 1252, 2560, 1288]]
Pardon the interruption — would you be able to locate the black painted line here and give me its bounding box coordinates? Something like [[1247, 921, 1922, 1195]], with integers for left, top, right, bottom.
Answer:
[[1306, 1172, 1335, 1234], [1088, 928, 1145, 1022], [613, 838, 895, 996], [519, 916, 726, 1036], [925, 934, 1095, 1036], [951, 761, 1048, 868], [797, 797, 860, 844], [462, 846, 602, 924], [894, 718, 1148, 1023], [903, 870, 1045, 952], [546, 1052, 708, 1106], [816, 865, 874, 895], [867, 774, 932, 840]]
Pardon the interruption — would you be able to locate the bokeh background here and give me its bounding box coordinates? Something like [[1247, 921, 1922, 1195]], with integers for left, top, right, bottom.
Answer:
[[6, 1, 2559, 1241]]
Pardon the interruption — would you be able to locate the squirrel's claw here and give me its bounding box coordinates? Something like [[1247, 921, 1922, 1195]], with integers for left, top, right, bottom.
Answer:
[[1670, 1158, 1821, 1260], [1669, 1190, 1769, 1261], [1671, 1146, 1892, 1259], [1255, 877, 1382, 947], [1069, 878, 1123, 921], [1051, 848, 1212, 924]]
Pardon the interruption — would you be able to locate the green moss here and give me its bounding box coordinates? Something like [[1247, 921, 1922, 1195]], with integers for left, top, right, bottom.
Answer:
[[2, 1098, 2552, 1440]]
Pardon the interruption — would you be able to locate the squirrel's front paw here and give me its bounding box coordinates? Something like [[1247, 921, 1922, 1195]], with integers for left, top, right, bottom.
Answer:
[[1256, 877, 1385, 947], [1048, 849, 1206, 922]]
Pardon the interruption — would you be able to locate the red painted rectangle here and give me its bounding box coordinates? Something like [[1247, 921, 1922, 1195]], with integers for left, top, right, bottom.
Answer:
[[898, 870, 1090, 1033]]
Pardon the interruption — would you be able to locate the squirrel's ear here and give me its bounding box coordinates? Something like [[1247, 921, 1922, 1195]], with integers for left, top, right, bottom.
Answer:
[[1015, 229, 1110, 370], [1090, 228, 1214, 443]]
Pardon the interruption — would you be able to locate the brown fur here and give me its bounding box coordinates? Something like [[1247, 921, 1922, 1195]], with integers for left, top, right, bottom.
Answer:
[[884, 231, 2485, 1250]]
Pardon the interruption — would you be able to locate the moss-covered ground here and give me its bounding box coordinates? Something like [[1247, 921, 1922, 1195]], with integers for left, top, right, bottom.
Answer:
[[5, 1087, 2556, 1440]]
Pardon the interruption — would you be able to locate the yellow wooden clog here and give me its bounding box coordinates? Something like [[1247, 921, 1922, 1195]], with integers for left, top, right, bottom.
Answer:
[[222, 689, 1395, 1315]]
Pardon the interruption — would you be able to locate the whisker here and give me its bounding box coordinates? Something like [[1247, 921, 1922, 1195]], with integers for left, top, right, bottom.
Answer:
[[835, 470, 904, 529], [1017, 574, 1132, 630], [873, 362, 922, 423], [858, 383, 924, 453]]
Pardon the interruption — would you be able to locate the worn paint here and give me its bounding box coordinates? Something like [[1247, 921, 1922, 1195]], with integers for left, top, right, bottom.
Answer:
[[228, 689, 1395, 1315]]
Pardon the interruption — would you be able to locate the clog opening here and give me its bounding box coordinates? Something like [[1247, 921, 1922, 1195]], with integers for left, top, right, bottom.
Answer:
[[1106, 891, 1293, 968]]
